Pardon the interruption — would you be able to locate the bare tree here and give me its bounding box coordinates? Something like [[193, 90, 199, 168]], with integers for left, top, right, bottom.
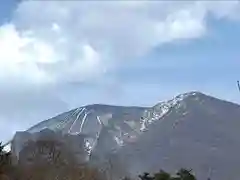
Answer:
[[18, 139, 105, 180], [19, 139, 77, 167]]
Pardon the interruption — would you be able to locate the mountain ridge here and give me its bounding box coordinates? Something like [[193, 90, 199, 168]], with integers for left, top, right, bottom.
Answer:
[[11, 90, 240, 180], [27, 91, 239, 133]]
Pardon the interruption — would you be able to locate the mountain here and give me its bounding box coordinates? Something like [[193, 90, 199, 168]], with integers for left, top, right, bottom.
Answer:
[[13, 91, 240, 180]]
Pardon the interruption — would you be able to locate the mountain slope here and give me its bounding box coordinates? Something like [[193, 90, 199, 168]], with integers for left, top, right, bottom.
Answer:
[[119, 92, 240, 180], [21, 91, 240, 180], [27, 104, 148, 155]]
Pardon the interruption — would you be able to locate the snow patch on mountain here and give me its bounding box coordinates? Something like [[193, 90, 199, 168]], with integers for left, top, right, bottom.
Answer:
[[140, 91, 199, 131], [114, 136, 124, 146]]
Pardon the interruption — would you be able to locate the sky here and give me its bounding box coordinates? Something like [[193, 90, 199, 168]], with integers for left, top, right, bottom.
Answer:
[[0, 0, 240, 143]]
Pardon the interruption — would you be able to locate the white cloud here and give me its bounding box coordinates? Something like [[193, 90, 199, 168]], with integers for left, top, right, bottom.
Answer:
[[0, 1, 239, 86]]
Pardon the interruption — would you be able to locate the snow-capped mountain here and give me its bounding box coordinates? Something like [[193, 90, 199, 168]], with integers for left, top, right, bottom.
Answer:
[[27, 92, 200, 151], [13, 91, 240, 180]]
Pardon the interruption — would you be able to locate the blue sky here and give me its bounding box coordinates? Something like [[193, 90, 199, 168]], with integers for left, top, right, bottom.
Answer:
[[0, 1, 240, 142], [103, 18, 240, 105], [56, 17, 240, 107], [0, 0, 17, 24]]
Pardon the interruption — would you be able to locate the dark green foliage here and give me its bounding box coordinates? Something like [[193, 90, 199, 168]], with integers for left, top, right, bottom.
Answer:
[[176, 168, 196, 180], [0, 142, 3, 154], [139, 172, 154, 180], [138, 168, 197, 180], [154, 170, 171, 180], [0, 142, 11, 175]]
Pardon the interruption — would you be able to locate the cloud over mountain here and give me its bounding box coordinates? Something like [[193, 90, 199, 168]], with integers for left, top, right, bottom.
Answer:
[[0, 0, 240, 143]]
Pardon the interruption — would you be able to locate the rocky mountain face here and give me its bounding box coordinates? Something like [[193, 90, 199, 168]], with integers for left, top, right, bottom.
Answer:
[[117, 92, 240, 180], [11, 91, 240, 180]]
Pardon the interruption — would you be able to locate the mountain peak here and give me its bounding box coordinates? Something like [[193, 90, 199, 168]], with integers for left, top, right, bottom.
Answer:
[[154, 91, 204, 108], [181, 91, 203, 96], [167, 91, 216, 106], [140, 91, 209, 131], [174, 91, 206, 99]]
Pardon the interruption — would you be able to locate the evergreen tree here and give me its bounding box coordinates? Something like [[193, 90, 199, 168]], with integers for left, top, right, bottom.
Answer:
[[0, 142, 4, 154], [138, 168, 197, 180], [139, 172, 154, 180], [175, 168, 196, 180], [154, 170, 171, 180]]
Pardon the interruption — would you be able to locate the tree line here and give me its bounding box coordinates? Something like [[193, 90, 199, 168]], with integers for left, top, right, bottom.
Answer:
[[1, 141, 203, 180]]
